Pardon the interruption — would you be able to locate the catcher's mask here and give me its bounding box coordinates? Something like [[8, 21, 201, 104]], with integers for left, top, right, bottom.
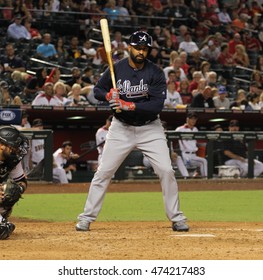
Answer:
[[0, 126, 29, 160]]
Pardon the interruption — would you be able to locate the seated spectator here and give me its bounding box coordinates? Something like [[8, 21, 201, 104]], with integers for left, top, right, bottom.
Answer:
[[87, 0, 105, 26], [31, 82, 61, 106], [116, 0, 132, 24], [259, 91, 263, 108], [55, 37, 68, 64], [66, 83, 89, 106], [246, 93, 261, 111], [81, 39, 97, 62], [200, 61, 211, 79], [0, 43, 26, 75], [0, 80, 22, 106], [230, 89, 248, 110], [213, 85, 230, 109], [160, 38, 176, 62], [188, 71, 202, 93], [178, 32, 200, 61], [200, 39, 220, 63], [218, 5, 232, 24], [190, 85, 215, 108], [36, 33, 58, 59], [228, 32, 243, 55], [222, 119, 263, 178], [45, 67, 61, 84], [7, 13, 31, 40], [53, 81, 69, 106], [164, 80, 183, 109], [232, 44, 250, 67], [179, 51, 189, 75], [67, 36, 84, 61], [206, 71, 218, 87], [111, 31, 128, 53], [53, 141, 79, 183], [217, 43, 235, 67], [103, 0, 121, 24], [177, 79, 192, 105], [232, 13, 250, 33], [81, 66, 94, 85], [24, 18, 42, 41], [65, 67, 85, 88], [163, 57, 186, 81], [243, 30, 262, 53], [192, 77, 207, 97], [250, 70, 263, 90], [24, 67, 47, 98]]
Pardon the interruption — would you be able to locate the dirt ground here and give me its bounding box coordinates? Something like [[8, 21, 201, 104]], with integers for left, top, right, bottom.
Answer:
[[2, 179, 263, 260]]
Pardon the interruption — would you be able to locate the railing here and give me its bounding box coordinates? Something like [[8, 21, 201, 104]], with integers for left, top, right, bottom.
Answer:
[[166, 131, 263, 179]]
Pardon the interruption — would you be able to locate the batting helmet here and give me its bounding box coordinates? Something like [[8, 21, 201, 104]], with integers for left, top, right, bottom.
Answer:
[[129, 31, 153, 48]]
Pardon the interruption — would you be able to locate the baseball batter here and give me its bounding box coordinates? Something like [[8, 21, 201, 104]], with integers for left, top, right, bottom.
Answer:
[[76, 31, 189, 232], [175, 112, 208, 177]]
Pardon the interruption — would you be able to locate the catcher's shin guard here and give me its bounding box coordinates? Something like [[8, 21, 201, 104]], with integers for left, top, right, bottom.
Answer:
[[0, 219, 15, 240]]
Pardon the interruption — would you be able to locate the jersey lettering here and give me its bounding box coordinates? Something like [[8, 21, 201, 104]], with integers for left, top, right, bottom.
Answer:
[[117, 79, 149, 98]]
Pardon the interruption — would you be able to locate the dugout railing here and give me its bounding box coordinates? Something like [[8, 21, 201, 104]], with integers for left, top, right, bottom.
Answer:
[[166, 131, 263, 179]]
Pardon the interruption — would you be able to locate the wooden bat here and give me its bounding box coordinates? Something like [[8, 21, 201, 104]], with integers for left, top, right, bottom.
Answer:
[[100, 18, 121, 113]]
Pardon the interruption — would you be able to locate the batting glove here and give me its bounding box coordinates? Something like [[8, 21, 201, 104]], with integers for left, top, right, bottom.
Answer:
[[106, 88, 119, 101], [109, 99, 135, 111]]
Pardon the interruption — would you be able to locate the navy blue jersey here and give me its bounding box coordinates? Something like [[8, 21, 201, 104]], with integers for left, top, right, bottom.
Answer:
[[94, 58, 166, 125]]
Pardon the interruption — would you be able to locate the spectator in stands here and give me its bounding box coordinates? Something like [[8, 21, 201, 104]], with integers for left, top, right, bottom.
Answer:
[[13, 0, 32, 20], [259, 91, 263, 108], [188, 71, 202, 93], [133, 0, 154, 25], [222, 119, 263, 178], [175, 112, 208, 178], [24, 18, 42, 41], [206, 71, 219, 87], [179, 51, 189, 75], [147, 47, 162, 66], [67, 36, 84, 61], [87, 0, 105, 26], [81, 39, 97, 63], [200, 39, 220, 64], [164, 79, 183, 109], [232, 44, 250, 67], [66, 83, 89, 106], [178, 32, 200, 60], [53, 81, 69, 106], [177, 79, 192, 105], [163, 57, 186, 81], [116, 0, 131, 24], [192, 77, 207, 97], [65, 67, 85, 88], [103, 0, 121, 24], [0, 80, 21, 105], [0, 43, 26, 75], [81, 66, 94, 85], [230, 89, 248, 110], [53, 141, 79, 183], [218, 4, 232, 24], [7, 13, 31, 40], [160, 37, 176, 62], [200, 61, 211, 79], [248, 81, 261, 96], [111, 31, 128, 53], [217, 43, 235, 67], [232, 13, 250, 33], [45, 67, 61, 84], [190, 85, 215, 108], [213, 85, 230, 109], [228, 32, 243, 55], [24, 67, 47, 98], [246, 93, 261, 111], [176, 25, 189, 45], [36, 33, 58, 59], [243, 30, 262, 53], [31, 82, 61, 106], [250, 70, 263, 90], [55, 37, 68, 64]]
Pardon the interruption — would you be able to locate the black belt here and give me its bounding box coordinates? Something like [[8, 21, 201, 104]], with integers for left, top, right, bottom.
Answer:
[[184, 152, 195, 154], [116, 116, 157, 126]]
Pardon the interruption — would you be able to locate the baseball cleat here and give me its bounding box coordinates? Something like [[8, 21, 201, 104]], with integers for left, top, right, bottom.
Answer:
[[75, 221, 90, 231], [172, 221, 189, 232], [7, 222, 16, 234]]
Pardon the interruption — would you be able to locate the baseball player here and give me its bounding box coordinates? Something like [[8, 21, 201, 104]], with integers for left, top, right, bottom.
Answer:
[[95, 115, 113, 166], [30, 118, 44, 168], [222, 119, 263, 177], [76, 31, 189, 232], [175, 112, 208, 177], [0, 126, 29, 239]]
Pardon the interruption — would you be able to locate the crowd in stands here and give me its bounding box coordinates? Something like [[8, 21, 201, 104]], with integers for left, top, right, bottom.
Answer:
[[1, 0, 263, 111]]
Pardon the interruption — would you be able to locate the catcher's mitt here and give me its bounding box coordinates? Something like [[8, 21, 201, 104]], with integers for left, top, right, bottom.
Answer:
[[1, 179, 23, 209]]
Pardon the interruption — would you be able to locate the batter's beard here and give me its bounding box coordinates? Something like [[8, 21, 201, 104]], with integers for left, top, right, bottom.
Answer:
[[130, 52, 146, 65]]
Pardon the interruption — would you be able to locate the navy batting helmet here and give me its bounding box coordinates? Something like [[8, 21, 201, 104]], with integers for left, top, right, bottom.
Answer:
[[129, 31, 153, 47]]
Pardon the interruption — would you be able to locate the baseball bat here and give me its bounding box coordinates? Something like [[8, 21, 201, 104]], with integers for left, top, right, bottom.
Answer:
[[100, 18, 121, 113]]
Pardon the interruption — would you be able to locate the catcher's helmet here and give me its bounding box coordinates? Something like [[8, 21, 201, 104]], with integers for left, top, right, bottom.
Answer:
[[0, 126, 24, 149], [129, 31, 153, 48]]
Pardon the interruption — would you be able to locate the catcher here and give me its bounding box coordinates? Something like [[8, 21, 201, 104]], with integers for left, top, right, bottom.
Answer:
[[0, 126, 29, 240]]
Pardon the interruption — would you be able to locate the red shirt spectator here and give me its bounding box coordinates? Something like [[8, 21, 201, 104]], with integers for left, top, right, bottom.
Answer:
[[228, 33, 243, 55]]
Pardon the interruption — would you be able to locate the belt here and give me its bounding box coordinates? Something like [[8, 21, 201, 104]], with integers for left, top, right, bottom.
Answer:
[[116, 116, 157, 126], [184, 152, 196, 154]]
